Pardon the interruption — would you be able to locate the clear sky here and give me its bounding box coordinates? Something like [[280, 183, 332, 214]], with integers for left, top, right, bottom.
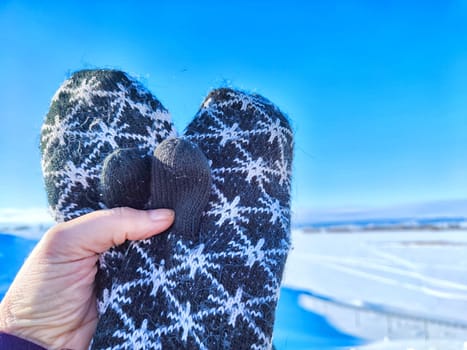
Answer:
[[1, 0, 467, 214]]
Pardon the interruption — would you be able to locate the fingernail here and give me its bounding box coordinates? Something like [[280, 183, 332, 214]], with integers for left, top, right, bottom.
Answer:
[[148, 209, 175, 221]]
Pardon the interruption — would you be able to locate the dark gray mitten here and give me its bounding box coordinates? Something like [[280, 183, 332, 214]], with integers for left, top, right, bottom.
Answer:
[[91, 88, 293, 350], [40, 69, 176, 324]]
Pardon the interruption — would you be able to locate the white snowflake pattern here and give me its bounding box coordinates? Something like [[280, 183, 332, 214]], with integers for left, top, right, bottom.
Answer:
[[93, 89, 292, 350], [41, 71, 175, 222]]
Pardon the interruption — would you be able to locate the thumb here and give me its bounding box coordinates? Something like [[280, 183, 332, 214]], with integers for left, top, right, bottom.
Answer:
[[43, 207, 175, 259]]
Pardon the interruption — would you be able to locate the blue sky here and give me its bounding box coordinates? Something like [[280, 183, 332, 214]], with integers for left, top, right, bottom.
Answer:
[[1, 0, 467, 215]]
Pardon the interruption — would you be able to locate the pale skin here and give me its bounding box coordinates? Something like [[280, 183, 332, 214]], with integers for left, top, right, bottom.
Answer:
[[0, 207, 175, 350]]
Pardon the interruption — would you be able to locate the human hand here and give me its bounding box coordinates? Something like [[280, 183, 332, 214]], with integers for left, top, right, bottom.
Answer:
[[0, 207, 174, 350]]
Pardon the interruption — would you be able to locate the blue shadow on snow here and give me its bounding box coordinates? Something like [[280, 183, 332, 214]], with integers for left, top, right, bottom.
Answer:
[[0, 233, 38, 300], [274, 287, 366, 350]]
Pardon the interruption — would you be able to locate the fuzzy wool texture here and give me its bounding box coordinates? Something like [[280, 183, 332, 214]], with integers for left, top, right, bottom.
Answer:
[[40, 68, 177, 324], [150, 138, 212, 238], [41, 69, 175, 221], [101, 148, 152, 209], [101, 138, 212, 238], [41, 70, 293, 350], [91, 88, 293, 350]]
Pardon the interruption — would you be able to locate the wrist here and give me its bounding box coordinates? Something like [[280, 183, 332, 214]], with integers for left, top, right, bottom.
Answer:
[[0, 299, 13, 334], [0, 299, 48, 350]]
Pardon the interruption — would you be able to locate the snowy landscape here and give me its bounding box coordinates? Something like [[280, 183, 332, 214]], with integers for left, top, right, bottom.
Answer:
[[2, 207, 467, 349], [280, 229, 467, 349]]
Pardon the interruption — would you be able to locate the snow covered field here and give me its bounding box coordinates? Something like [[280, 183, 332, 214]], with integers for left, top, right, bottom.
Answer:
[[2, 213, 467, 349], [283, 229, 467, 349]]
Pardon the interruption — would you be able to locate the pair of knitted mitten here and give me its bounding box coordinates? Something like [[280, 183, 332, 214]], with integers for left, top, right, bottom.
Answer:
[[40, 69, 293, 349]]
